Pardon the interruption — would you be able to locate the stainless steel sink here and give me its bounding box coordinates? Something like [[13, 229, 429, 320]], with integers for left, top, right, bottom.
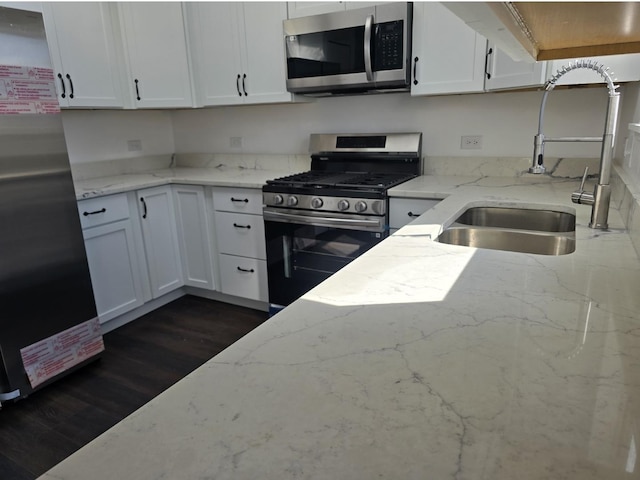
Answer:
[[455, 207, 575, 232], [436, 206, 576, 255], [437, 227, 575, 255]]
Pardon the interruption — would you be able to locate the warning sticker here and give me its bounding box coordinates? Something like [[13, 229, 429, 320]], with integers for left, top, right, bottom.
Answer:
[[0, 64, 61, 114], [20, 317, 105, 388]]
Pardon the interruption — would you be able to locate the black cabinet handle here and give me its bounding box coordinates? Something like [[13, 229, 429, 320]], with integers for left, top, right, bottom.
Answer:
[[484, 47, 493, 80], [236, 74, 242, 97], [135, 79, 141, 101], [231, 197, 248, 203], [233, 223, 251, 229], [413, 57, 419, 85], [66, 74, 74, 99], [237, 266, 255, 273], [407, 211, 420, 218], [83, 208, 106, 216], [140, 197, 147, 219], [242, 73, 248, 96], [57, 73, 66, 99]]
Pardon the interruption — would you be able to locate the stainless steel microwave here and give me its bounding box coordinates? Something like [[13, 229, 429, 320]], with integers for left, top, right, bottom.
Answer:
[[283, 3, 413, 96]]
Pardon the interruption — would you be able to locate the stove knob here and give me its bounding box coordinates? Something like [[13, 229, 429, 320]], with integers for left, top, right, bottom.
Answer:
[[311, 197, 324, 209], [354, 201, 367, 213], [287, 195, 298, 207], [273, 194, 284, 205], [337, 199, 350, 211]]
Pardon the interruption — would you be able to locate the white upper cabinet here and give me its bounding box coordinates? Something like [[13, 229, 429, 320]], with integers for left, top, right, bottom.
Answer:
[[287, 2, 382, 18], [411, 2, 486, 95], [484, 43, 548, 91], [42, 2, 128, 108], [187, 2, 295, 107], [287, 1, 345, 18], [119, 2, 194, 108]]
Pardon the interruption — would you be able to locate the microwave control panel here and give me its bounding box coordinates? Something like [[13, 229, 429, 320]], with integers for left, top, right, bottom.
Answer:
[[375, 20, 404, 71]]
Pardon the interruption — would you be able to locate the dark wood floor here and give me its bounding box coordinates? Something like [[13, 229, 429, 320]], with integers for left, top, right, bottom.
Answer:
[[0, 295, 268, 480]]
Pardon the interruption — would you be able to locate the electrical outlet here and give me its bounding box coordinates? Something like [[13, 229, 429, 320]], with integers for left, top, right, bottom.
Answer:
[[127, 139, 142, 152], [230, 136, 242, 148], [461, 135, 482, 150]]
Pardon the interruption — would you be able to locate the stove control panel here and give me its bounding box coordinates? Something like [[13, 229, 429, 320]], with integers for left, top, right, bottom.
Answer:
[[263, 193, 386, 216]]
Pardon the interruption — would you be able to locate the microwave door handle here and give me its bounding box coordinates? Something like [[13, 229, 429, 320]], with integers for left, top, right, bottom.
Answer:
[[364, 14, 374, 81]]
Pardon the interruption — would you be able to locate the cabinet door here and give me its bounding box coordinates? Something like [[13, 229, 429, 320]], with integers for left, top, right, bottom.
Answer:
[[215, 211, 266, 260], [218, 254, 268, 302], [186, 2, 245, 107], [287, 2, 345, 18], [389, 198, 440, 230], [137, 186, 184, 298], [83, 220, 146, 323], [173, 185, 215, 290], [241, 2, 295, 104], [120, 2, 193, 108], [485, 44, 548, 91], [411, 2, 486, 96], [42, 2, 127, 108]]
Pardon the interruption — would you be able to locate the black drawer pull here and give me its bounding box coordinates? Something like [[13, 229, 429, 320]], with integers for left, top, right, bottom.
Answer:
[[66, 74, 74, 99], [57, 73, 66, 99], [233, 223, 251, 229], [237, 266, 255, 273], [83, 208, 106, 216], [135, 79, 141, 101], [407, 211, 421, 218], [230, 197, 249, 203], [140, 197, 147, 219]]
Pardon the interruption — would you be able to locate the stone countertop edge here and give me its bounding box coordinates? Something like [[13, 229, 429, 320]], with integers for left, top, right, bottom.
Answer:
[[47, 167, 640, 480]]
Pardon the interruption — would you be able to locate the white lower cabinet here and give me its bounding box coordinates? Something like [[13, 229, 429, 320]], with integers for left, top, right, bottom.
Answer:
[[212, 187, 268, 302], [218, 254, 268, 302], [389, 197, 440, 231], [79, 193, 148, 324], [173, 185, 216, 290], [137, 185, 184, 298]]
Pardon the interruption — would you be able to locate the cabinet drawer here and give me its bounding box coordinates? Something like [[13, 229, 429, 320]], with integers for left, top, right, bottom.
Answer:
[[212, 187, 263, 215], [389, 198, 440, 230], [215, 211, 266, 259], [219, 254, 268, 302], [78, 194, 130, 229]]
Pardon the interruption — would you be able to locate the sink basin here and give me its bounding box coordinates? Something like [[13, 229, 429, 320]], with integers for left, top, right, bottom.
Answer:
[[456, 207, 575, 232], [437, 227, 575, 255], [436, 206, 576, 255]]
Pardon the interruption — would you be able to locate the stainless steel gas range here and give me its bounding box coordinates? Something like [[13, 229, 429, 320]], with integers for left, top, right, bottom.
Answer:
[[263, 133, 422, 312]]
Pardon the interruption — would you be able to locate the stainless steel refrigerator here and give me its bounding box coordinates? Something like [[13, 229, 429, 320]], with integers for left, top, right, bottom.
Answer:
[[0, 6, 103, 406]]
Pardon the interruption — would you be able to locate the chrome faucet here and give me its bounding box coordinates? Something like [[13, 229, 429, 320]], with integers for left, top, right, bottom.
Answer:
[[529, 59, 620, 229]]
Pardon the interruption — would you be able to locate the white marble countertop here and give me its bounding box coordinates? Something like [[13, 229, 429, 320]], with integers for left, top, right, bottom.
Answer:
[[73, 167, 291, 199], [45, 172, 640, 480]]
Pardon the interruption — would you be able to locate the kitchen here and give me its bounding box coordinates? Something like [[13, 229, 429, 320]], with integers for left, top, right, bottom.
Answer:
[[2, 1, 640, 479]]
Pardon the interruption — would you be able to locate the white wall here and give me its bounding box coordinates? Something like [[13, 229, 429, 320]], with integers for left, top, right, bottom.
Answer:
[[57, 83, 636, 167], [61, 110, 175, 164], [170, 87, 612, 159]]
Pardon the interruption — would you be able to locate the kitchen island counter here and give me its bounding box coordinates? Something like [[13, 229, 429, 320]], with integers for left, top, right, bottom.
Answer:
[[43, 170, 640, 480]]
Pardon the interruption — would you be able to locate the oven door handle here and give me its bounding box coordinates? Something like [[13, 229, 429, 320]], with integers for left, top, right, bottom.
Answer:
[[264, 209, 383, 230]]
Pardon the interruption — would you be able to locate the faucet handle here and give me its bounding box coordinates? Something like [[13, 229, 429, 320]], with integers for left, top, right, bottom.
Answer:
[[578, 166, 589, 192], [572, 166, 594, 205]]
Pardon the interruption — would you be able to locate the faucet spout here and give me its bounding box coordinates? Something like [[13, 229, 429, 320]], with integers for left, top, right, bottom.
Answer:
[[529, 59, 620, 230]]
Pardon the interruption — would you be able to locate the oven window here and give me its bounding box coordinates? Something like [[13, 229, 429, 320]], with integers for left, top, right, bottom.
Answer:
[[265, 221, 384, 306], [286, 26, 366, 79]]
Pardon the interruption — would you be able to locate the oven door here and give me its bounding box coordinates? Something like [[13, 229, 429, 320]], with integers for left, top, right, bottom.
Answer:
[[264, 208, 386, 307]]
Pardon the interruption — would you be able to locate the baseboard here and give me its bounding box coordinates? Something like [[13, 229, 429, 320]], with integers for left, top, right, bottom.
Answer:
[[100, 288, 268, 334]]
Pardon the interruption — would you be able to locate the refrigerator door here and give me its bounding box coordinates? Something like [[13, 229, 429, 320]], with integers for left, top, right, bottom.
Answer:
[[0, 6, 102, 401]]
